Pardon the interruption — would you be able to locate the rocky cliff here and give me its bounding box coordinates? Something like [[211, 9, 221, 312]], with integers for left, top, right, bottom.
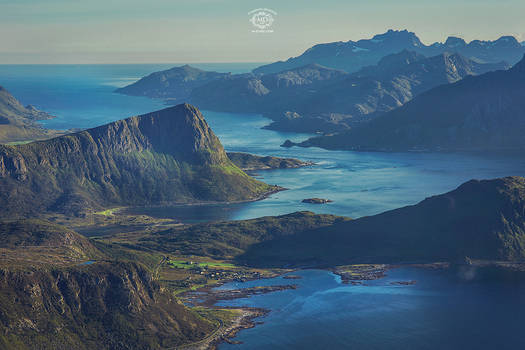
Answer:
[[0, 218, 217, 349], [0, 104, 274, 217], [0, 261, 214, 349]]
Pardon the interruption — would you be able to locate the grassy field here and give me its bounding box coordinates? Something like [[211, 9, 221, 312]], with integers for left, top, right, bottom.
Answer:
[[94, 208, 122, 217], [6, 140, 34, 145], [168, 259, 238, 269]]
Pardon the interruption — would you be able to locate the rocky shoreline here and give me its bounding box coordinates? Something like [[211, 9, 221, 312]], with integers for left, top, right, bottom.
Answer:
[[179, 284, 297, 349], [227, 152, 314, 171], [183, 284, 298, 308], [333, 262, 451, 285], [177, 308, 268, 350], [302, 198, 333, 204], [119, 186, 287, 211], [181, 264, 452, 349]]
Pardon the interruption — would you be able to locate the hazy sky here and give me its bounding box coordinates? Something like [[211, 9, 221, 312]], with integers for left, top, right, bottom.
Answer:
[[1, 0, 524, 64]]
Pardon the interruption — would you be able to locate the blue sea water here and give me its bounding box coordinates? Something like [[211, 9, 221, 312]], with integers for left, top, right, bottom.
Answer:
[[1, 64, 525, 349], [0, 63, 261, 130], [216, 268, 525, 350], [2, 64, 525, 221]]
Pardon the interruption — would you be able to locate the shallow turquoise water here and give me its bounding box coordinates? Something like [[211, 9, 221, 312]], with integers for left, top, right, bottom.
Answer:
[[2, 64, 525, 349]]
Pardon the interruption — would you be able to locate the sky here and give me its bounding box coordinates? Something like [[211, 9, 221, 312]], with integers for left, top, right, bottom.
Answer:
[[0, 0, 524, 64]]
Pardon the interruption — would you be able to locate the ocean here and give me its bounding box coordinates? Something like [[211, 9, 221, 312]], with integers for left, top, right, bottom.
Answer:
[[2, 63, 525, 349]]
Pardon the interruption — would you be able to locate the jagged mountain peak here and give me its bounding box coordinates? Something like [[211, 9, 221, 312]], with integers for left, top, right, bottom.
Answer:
[[444, 36, 467, 48], [79, 103, 227, 165], [373, 29, 422, 44], [253, 30, 525, 75], [493, 36, 521, 47], [169, 64, 205, 73]]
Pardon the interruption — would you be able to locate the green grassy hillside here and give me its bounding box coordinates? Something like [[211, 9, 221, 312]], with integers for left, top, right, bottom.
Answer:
[[0, 104, 275, 217]]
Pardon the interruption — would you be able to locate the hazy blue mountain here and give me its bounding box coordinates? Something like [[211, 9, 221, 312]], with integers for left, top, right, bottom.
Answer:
[[115, 65, 230, 101], [253, 30, 429, 74], [427, 35, 525, 64], [190, 63, 348, 113], [253, 29, 524, 74], [297, 55, 525, 151], [191, 51, 509, 133], [269, 51, 509, 132]]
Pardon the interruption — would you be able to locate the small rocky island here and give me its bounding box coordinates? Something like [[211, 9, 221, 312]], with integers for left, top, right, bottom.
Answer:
[[281, 139, 296, 148], [302, 198, 333, 204]]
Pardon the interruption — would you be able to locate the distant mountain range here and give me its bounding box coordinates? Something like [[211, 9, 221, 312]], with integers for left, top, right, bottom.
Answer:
[[115, 30, 520, 135], [239, 176, 525, 266], [0, 104, 275, 217], [297, 54, 525, 151], [190, 50, 509, 133], [189, 63, 348, 115], [254, 29, 525, 74], [0, 86, 62, 143], [114, 64, 230, 101]]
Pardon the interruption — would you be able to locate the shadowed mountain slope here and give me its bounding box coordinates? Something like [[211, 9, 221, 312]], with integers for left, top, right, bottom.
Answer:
[[239, 177, 525, 267], [299, 55, 525, 151]]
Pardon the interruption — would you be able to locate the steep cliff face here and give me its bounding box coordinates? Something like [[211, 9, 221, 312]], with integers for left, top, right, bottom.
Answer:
[[0, 104, 273, 217], [0, 262, 214, 349]]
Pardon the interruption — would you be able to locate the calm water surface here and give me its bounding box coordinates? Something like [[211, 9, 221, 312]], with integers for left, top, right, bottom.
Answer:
[[2, 64, 525, 221], [216, 268, 525, 350], [2, 64, 525, 349]]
